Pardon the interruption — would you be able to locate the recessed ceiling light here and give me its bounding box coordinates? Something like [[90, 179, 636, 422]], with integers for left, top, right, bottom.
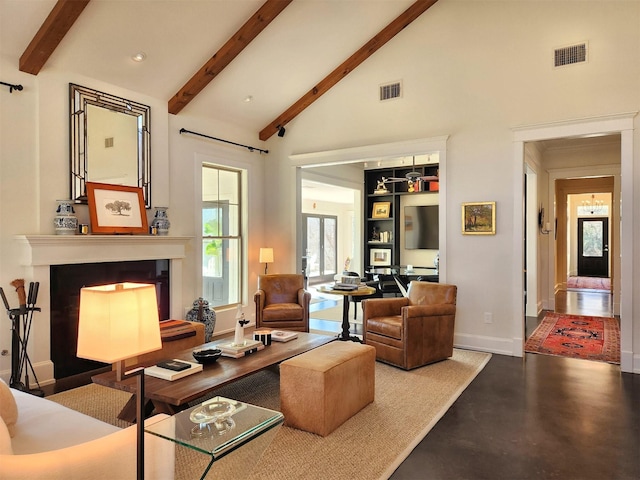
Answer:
[[131, 52, 147, 62], [244, 95, 253, 103]]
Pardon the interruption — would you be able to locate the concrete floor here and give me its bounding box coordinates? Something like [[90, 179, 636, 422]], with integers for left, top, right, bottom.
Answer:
[[391, 288, 639, 480], [390, 353, 639, 479]]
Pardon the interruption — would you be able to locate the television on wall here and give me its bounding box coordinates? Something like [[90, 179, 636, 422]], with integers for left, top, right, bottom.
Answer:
[[404, 205, 439, 250]]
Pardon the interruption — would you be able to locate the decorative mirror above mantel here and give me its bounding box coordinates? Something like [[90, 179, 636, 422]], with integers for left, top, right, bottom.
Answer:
[[70, 83, 151, 208]]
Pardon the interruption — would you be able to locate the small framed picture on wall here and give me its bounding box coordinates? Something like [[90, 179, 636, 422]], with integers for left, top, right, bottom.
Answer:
[[462, 201, 496, 235]]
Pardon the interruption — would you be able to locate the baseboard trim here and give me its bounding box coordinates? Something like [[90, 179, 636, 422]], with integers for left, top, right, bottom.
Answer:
[[454, 333, 518, 357]]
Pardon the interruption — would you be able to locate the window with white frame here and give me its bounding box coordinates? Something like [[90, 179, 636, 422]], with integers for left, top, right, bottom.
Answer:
[[202, 164, 242, 308]]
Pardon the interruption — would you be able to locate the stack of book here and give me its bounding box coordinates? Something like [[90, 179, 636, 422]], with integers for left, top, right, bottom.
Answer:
[[145, 359, 203, 381], [218, 339, 264, 358]]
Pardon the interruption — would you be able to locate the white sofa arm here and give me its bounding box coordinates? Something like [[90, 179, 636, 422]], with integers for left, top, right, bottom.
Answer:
[[0, 414, 175, 480]]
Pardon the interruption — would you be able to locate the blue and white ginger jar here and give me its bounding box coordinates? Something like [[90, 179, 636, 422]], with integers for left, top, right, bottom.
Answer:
[[186, 297, 216, 342], [54, 200, 78, 235]]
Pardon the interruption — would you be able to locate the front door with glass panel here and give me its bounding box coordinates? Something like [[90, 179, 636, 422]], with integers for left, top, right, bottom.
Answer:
[[577, 217, 609, 277], [303, 214, 337, 285]]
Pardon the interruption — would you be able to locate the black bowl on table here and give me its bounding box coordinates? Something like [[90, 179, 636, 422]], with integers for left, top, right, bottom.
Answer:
[[192, 348, 222, 364]]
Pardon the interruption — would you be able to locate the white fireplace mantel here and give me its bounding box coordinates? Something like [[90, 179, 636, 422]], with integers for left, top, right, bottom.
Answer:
[[16, 234, 192, 266], [12, 234, 193, 386]]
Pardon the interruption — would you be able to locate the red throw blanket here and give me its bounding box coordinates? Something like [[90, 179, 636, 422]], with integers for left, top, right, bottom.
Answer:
[[159, 319, 196, 342]]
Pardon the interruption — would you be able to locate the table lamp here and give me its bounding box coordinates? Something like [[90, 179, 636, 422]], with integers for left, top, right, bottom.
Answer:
[[77, 282, 161, 480], [259, 247, 274, 274]]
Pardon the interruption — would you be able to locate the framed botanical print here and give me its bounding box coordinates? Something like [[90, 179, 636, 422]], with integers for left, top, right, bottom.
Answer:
[[87, 182, 149, 234]]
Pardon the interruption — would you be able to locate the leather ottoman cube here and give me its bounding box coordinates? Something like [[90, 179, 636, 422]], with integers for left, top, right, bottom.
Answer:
[[280, 341, 375, 436]]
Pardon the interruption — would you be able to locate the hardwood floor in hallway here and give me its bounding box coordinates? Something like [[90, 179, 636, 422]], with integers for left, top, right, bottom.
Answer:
[[554, 289, 614, 317]]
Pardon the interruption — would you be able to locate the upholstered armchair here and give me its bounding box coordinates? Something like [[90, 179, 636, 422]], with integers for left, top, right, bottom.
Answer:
[[254, 274, 311, 332], [362, 281, 457, 370]]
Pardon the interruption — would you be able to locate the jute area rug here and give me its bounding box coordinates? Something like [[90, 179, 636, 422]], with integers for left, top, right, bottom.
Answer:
[[48, 348, 490, 479], [525, 313, 620, 364]]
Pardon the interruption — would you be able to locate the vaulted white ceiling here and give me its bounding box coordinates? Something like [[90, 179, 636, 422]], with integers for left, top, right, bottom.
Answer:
[[0, 0, 418, 135]]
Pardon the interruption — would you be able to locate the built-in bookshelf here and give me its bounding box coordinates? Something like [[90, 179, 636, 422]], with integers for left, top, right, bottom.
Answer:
[[364, 165, 439, 268]]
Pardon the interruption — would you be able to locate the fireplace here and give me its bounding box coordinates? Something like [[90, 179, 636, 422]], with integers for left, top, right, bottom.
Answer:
[[50, 260, 170, 379], [15, 234, 191, 386]]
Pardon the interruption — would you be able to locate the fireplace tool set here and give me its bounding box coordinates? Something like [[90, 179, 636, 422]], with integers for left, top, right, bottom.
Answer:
[[1, 279, 43, 396]]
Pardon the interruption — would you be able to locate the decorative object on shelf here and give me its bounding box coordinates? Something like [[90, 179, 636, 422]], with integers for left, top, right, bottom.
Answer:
[[462, 201, 496, 235], [78, 223, 89, 235], [259, 247, 274, 274], [372, 201, 391, 219], [86, 182, 148, 234], [185, 297, 216, 342], [374, 178, 390, 195], [151, 207, 171, 235], [370, 248, 392, 266], [371, 226, 380, 241], [434, 251, 440, 272], [53, 200, 79, 235], [233, 304, 249, 347]]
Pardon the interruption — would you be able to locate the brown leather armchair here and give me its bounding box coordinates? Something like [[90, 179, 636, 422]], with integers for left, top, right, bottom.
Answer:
[[254, 274, 311, 332], [362, 281, 457, 370]]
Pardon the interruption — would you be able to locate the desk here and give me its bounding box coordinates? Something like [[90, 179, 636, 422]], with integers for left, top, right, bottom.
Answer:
[[367, 266, 438, 294], [317, 285, 376, 342], [367, 266, 438, 277], [145, 396, 283, 480]]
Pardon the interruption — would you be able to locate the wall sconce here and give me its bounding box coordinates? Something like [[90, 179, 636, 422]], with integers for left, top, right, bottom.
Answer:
[[259, 247, 274, 274], [538, 207, 551, 235]]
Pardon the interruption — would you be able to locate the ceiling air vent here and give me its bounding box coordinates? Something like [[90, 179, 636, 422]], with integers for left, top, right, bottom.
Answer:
[[380, 81, 402, 101], [554, 42, 588, 68]]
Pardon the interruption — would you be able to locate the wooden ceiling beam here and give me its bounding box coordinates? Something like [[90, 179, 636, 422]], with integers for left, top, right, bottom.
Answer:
[[260, 0, 438, 141], [19, 0, 90, 75], [169, 0, 293, 115]]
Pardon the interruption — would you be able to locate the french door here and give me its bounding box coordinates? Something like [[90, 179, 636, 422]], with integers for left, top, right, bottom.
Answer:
[[577, 217, 609, 277], [303, 214, 337, 285]]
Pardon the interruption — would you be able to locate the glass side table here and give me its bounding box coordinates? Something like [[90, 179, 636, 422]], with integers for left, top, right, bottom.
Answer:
[[145, 396, 284, 480]]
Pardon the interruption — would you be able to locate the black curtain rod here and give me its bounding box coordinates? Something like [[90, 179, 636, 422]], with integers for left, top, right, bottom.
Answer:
[[1, 81, 23, 93], [179, 128, 268, 154]]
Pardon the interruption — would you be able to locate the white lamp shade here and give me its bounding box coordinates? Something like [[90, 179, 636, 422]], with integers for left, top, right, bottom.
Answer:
[[77, 283, 162, 364], [259, 247, 274, 264]]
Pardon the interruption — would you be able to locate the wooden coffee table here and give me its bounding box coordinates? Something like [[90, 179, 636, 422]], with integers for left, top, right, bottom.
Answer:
[[92, 331, 334, 422]]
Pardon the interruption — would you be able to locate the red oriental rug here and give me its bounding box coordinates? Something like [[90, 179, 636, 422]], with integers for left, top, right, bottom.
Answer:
[[525, 313, 620, 364]]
